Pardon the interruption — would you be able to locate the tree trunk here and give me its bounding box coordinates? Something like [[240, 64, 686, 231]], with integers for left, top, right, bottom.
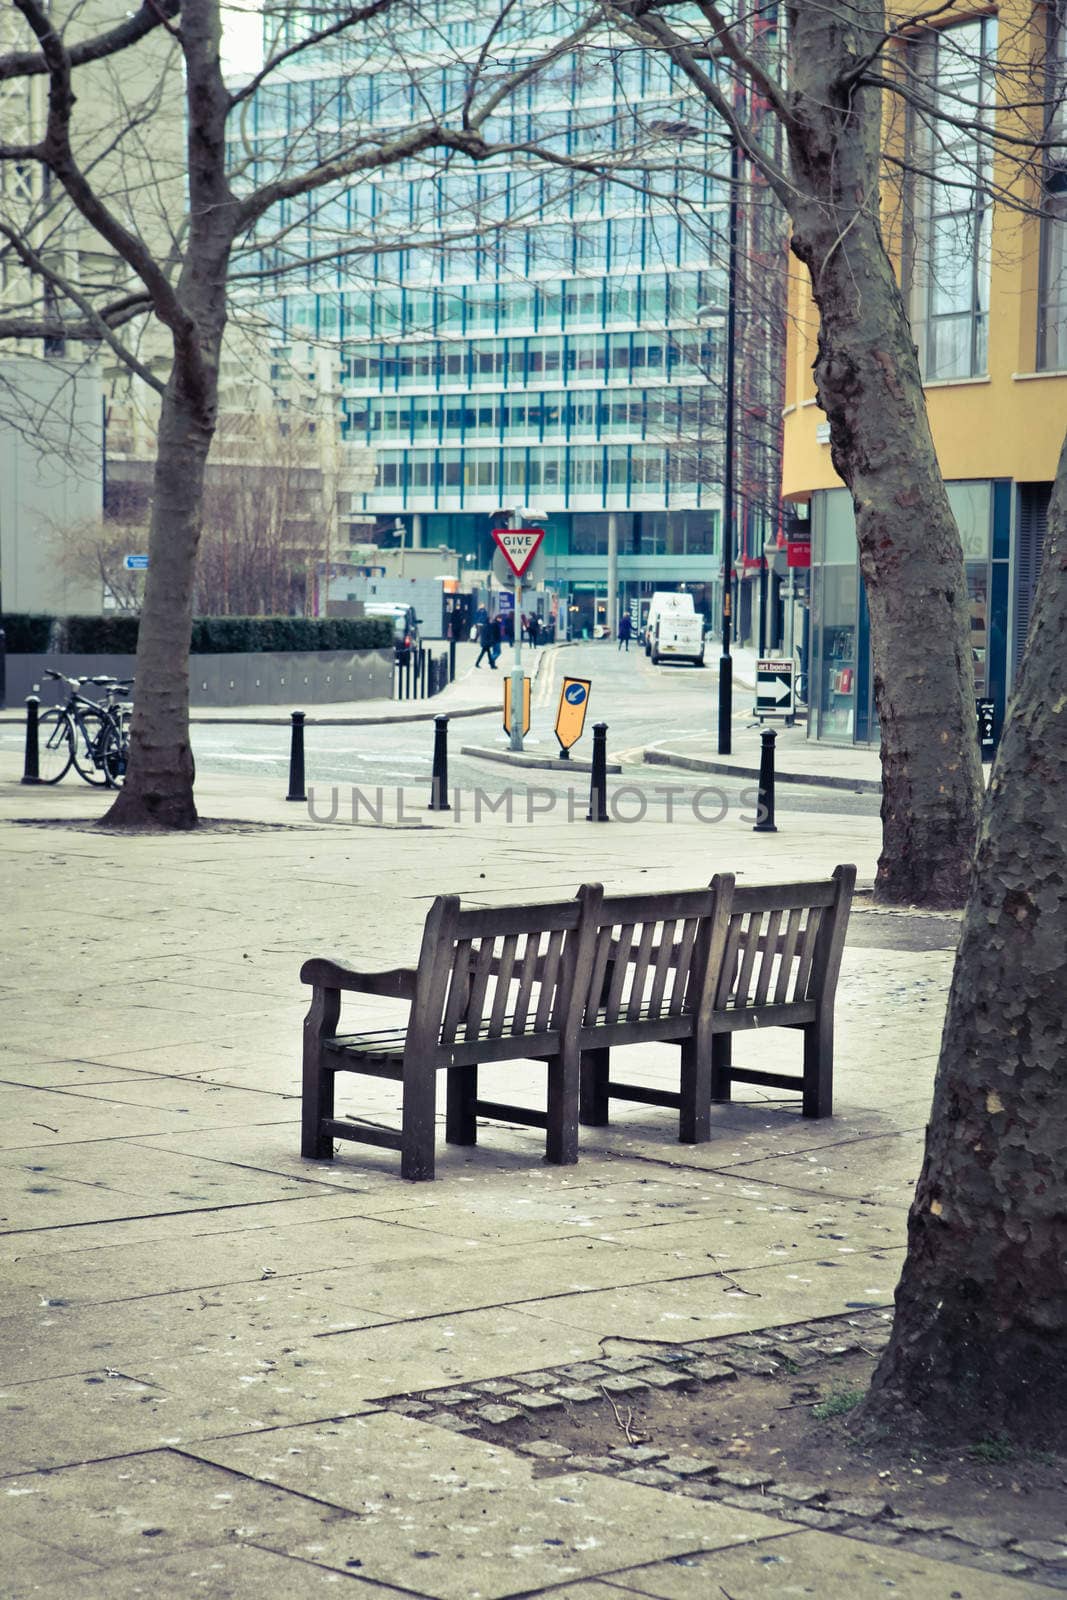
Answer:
[[103, 366, 215, 828], [786, 0, 984, 906], [859, 426, 1067, 1444]]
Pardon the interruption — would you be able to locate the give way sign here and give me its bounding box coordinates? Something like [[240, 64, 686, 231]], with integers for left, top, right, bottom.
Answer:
[[491, 527, 546, 580]]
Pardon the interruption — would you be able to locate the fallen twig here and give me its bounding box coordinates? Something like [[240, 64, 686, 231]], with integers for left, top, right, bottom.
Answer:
[[601, 1386, 643, 1445]]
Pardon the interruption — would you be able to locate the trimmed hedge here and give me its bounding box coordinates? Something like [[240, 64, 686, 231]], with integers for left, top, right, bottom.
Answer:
[[1, 613, 394, 654]]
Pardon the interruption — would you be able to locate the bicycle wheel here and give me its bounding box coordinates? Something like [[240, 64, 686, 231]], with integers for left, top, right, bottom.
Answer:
[[102, 716, 130, 788], [71, 710, 111, 786], [36, 710, 74, 783]]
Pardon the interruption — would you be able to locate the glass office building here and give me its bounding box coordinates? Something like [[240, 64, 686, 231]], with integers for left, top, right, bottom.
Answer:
[[246, 4, 732, 633]]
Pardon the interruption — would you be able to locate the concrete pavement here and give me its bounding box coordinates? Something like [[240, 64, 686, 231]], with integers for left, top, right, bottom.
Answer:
[[2, 754, 1054, 1597]]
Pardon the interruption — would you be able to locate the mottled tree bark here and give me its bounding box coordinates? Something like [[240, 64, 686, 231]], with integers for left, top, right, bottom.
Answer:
[[785, 0, 984, 906], [859, 425, 1067, 1443]]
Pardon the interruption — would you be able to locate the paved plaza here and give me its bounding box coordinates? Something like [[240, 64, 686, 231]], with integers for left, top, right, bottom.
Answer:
[[1, 704, 1057, 1599]]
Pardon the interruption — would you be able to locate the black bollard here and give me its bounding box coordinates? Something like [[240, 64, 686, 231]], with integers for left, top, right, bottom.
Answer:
[[0, 625, 6, 710], [22, 694, 41, 784], [753, 728, 778, 833], [428, 714, 451, 811], [420, 646, 428, 699], [586, 721, 609, 822], [448, 635, 456, 683], [286, 710, 307, 802]]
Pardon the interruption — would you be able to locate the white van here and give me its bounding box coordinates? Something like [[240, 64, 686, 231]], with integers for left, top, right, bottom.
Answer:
[[642, 592, 695, 655], [649, 607, 706, 666]]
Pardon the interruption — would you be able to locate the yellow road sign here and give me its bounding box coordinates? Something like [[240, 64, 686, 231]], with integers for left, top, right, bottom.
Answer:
[[555, 676, 591, 752], [503, 675, 531, 736]]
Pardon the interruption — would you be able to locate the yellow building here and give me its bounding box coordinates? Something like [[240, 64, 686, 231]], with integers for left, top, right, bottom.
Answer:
[[780, 2, 1066, 744]]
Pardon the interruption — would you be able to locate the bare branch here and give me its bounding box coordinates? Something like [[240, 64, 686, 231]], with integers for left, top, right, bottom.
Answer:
[[0, 0, 180, 83]]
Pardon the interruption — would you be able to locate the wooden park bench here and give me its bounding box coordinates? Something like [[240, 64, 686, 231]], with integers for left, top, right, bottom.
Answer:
[[301, 886, 602, 1181], [578, 864, 856, 1140]]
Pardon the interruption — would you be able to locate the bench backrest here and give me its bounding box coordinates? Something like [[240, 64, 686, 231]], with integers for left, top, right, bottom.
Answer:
[[580, 877, 736, 1028], [410, 886, 603, 1057], [714, 864, 856, 1013]]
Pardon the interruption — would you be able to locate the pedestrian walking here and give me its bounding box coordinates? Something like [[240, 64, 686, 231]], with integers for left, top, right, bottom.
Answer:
[[528, 614, 540, 648], [489, 615, 503, 666], [618, 613, 633, 652], [475, 616, 499, 669]]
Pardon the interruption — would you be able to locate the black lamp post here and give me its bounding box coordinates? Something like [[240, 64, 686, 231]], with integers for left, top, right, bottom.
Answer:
[[719, 136, 740, 757]]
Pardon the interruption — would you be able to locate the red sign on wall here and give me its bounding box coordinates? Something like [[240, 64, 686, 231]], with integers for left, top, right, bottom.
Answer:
[[787, 540, 812, 569]]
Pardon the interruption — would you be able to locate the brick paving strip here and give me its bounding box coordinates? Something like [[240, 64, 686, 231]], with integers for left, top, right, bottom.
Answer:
[[376, 1308, 1067, 1591]]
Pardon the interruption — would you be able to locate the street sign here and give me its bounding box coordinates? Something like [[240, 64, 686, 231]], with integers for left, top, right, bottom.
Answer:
[[503, 674, 531, 736], [555, 677, 590, 755], [787, 539, 811, 569], [123, 554, 149, 571], [491, 526, 546, 580], [755, 658, 796, 720], [496, 590, 514, 614], [976, 697, 997, 762], [491, 544, 546, 590]]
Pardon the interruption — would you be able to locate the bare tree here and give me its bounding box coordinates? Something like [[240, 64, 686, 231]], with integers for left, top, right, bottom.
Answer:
[[0, 0, 598, 827], [50, 515, 145, 611]]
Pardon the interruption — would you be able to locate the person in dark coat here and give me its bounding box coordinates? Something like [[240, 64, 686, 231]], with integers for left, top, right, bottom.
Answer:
[[617, 613, 633, 651], [528, 614, 540, 648], [475, 616, 500, 669]]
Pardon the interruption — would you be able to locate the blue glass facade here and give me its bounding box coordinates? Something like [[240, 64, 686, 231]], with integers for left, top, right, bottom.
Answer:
[[248, 4, 731, 622]]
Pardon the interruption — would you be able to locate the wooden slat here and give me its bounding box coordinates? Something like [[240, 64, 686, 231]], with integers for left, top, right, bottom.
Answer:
[[455, 900, 580, 937], [511, 931, 542, 1032], [773, 908, 804, 1004], [716, 912, 745, 1008], [604, 924, 636, 1022], [463, 938, 496, 1041], [596, 888, 714, 925], [793, 907, 823, 1000], [323, 1118, 404, 1150], [668, 917, 700, 1014], [585, 926, 615, 1024], [627, 921, 657, 1020], [605, 1080, 683, 1109], [734, 911, 763, 1007], [754, 909, 782, 1006], [488, 933, 519, 1037], [725, 1066, 804, 1090], [732, 879, 837, 913], [440, 938, 473, 1043], [647, 919, 676, 1018], [472, 1098, 549, 1128], [534, 928, 565, 1031]]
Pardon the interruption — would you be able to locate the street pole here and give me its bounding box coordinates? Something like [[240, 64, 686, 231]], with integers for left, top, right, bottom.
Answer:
[[510, 511, 525, 752], [718, 133, 740, 758]]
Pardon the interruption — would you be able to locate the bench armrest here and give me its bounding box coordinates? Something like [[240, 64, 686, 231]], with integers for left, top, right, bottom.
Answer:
[[300, 958, 417, 1000]]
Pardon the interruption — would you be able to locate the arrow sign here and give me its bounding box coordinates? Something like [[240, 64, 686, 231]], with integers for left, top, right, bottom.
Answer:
[[755, 658, 795, 715], [123, 554, 149, 571], [491, 527, 546, 580]]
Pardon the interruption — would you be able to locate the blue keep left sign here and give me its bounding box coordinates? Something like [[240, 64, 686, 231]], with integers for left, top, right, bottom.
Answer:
[[564, 683, 587, 705]]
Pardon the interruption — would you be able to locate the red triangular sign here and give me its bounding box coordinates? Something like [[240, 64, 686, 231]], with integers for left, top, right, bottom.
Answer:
[[491, 526, 546, 579]]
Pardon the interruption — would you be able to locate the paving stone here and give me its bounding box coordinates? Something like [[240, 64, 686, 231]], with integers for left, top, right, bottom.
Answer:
[[563, 1454, 618, 1472], [428, 1412, 480, 1432], [848, 1525, 904, 1546], [944, 1519, 1017, 1547], [557, 1362, 607, 1382], [1016, 1541, 1067, 1562], [768, 1326, 814, 1343], [516, 1370, 563, 1387], [600, 1375, 648, 1396], [600, 1354, 649, 1373], [676, 1482, 724, 1501], [617, 1467, 679, 1488], [893, 1515, 953, 1533], [518, 1440, 572, 1459], [552, 1384, 600, 1403], [391, 1399, 434, 1416], [719, 1492, 790, 1514], [824, 1495, 893, 1517], [432, 1389, 478, 1405], [473, 1403, 524, 1425], [471, 1379, 521, 1397], [514, 1391, 564, 1412], [967, 1551, 1038, 1576], [727, 1335, 776, 1352], [687, 1360, 737, 1382], [774, 1481, 828, 1504], [904, 1535, 968, 1562], [783, 1507, 848, 1530], [771, 1344, 821, 1368], [720, 1355, 779, 1376], [810, 1336, 860, 1355], [659, 1455, 717, 1478], [610, 1446, 668, 1464], [716, 1468, 775, 1489], [634, 1367, 691, 1390]]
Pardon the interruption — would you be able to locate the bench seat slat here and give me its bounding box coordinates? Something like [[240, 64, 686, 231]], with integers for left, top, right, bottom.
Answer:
[[322, 1118, 404, 1150], [472, 1099, 549, 1129]]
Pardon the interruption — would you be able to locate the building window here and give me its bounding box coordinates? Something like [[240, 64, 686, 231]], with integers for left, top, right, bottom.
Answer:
[[1039, 3, 1067, 369], [907, 18, 998, 380]]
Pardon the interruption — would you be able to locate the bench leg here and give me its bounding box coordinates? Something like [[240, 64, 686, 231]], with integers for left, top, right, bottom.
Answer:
[[446, 1065, 478, 1145], [678, 1038, 711, 1144], [302, 989, 340, 1160], [710, 1034, 732, 1102], [802, 1014, 833, 1118], [400, 1063, 437, 1181], [579, 1047, 610, 1126], [546, 1047, 579, 1165]]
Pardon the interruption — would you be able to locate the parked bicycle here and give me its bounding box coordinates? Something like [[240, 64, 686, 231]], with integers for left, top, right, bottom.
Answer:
[[37, 670, 133, 788]]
